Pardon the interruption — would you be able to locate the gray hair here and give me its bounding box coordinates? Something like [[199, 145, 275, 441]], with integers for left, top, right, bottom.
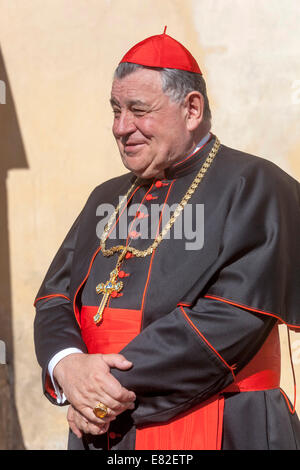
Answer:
[[114, 62, 212, 121]]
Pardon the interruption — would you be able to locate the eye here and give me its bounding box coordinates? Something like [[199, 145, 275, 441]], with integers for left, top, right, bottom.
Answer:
[[112, 108, 121, 117], [132, 108, 146, 116]]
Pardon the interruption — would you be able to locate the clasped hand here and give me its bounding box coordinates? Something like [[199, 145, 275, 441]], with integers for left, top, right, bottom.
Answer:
[[53, 353, 136, 438]]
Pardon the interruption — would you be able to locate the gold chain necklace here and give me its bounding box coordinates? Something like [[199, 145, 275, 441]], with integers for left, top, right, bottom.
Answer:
[[93, 137, 220, 324]]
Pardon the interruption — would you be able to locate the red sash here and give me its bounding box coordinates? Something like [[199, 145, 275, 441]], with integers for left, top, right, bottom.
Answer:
[[80, 305, 280, 450]]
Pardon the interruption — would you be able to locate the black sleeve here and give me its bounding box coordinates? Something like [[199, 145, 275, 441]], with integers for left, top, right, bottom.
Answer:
[[33, 214, 87, 403]]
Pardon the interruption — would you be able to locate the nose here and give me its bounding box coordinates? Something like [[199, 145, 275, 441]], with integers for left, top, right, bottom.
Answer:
[[113, 110, 136, 138]]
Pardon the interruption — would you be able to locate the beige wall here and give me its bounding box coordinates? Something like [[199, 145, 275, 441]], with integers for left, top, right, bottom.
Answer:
[[0, 0, 299, 449]]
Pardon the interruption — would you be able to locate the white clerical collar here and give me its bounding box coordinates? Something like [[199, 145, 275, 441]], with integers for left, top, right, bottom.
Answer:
[[193, 132, 211, 153]]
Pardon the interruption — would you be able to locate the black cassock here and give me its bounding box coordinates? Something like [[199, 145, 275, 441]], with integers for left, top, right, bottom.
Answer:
[[34, 135, 300, 450]]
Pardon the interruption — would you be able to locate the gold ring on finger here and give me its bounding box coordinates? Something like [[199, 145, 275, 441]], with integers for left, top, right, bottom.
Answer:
[[93, 402, 108, 419]]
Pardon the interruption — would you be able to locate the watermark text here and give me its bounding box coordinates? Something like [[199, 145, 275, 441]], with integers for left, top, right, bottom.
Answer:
[[96, 199, 205, 251]]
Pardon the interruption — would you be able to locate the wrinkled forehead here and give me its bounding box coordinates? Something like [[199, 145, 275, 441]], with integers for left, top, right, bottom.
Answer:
[[110, 68, 166, 105]]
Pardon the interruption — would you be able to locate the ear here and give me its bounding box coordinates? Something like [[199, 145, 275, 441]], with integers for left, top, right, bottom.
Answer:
[[184, 91, 204, 131]]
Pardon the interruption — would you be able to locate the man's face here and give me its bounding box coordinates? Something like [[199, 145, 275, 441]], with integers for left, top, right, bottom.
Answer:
[[110, 68, 192, 179]]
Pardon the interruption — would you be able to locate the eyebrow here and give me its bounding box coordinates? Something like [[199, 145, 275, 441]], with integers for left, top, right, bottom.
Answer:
[[110, 97, 120, 107], [110, 98, 149, 108]]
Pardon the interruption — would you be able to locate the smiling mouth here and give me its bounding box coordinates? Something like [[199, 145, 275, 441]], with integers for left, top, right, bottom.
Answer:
[[124, 142, 145, 152]]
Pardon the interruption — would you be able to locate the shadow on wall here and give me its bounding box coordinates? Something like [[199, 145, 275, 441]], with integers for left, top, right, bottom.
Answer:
[[0, 45, 27, 449]]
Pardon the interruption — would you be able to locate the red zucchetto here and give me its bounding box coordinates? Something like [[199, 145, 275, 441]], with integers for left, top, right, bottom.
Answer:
[[119, 26, 202, 74]]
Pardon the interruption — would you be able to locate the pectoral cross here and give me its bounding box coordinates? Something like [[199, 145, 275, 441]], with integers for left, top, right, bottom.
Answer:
[[94, 248, 128, 325]]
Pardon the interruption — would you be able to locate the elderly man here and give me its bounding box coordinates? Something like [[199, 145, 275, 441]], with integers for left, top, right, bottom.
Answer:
[[34, 31, 300, 450]]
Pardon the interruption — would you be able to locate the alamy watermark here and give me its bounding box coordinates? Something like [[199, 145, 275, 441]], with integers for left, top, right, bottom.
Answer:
[[96, 199, 204, 251], [0, 80, 6, 104]]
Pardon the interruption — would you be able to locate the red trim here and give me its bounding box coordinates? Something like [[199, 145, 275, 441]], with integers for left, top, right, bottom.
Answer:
[[140, 251, 156, 318], [179, 306, 236, 380], [177, 302, 192, 307], [280, 388, 296, 415], [204, 294, 300, 330], [45, 372, 58, 400], [205, 294, 298, 414], [173, 160, 205, 176], [34, 293, 71, 307], [140, 181, 175, 316], [73, 246, 102, 327]]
